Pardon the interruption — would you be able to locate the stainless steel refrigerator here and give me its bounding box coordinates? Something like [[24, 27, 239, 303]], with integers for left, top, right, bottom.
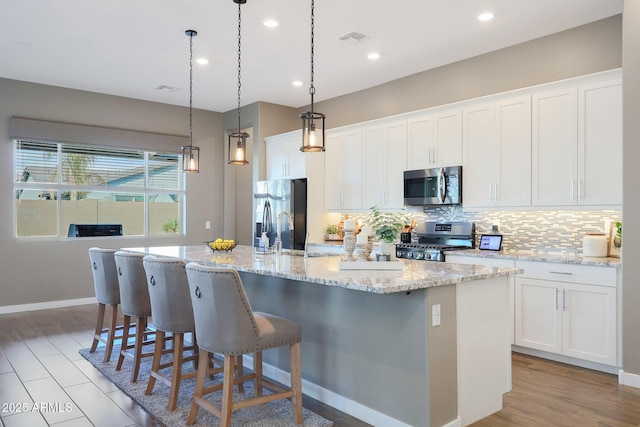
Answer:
[[253, 178, 308, 250]]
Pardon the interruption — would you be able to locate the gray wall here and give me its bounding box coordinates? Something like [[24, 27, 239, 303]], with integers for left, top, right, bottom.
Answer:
[[240, 272, 457, 426], [223, 102, 300, 246], [622, 2, 640, 375], [301, 15, 622, 127], [0, 78, 224, 307]]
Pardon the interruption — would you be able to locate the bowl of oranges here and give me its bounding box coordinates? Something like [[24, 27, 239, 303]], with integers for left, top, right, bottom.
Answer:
[[206, 238, 237, 252]]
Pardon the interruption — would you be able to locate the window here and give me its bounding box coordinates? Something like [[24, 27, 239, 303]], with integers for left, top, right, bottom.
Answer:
[[14, 140, 185, 238]]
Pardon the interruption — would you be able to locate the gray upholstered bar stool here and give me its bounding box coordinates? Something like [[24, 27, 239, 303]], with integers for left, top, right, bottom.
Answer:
[[184, 263, 303, 427], [114, 251, 157, 383], [142, 255, 201, 411], [88, 247, 122, 363]]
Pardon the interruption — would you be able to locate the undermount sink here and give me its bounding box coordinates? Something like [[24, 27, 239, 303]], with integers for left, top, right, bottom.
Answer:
[[283, 250, 335, 258]]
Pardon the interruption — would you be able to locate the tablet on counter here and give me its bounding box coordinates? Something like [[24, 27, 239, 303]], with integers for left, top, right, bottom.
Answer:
[[479, 234, 503, 251]]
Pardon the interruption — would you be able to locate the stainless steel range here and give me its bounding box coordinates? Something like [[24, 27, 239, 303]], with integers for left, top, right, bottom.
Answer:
[[395, 221, 475, 262]]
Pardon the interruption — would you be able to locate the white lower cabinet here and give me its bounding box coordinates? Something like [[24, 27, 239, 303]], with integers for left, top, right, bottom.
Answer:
[[514, 261, 617, 366]]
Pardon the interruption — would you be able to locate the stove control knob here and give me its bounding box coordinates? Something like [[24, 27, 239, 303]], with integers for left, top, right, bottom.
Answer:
[[414, 252, 423, 260], [424, 253, 431, 260], [396, 251, 403, 258]]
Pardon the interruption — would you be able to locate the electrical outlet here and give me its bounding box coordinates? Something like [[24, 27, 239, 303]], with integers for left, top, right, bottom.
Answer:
[[205, 221, 211, 229], [432, 304, 441, 327]]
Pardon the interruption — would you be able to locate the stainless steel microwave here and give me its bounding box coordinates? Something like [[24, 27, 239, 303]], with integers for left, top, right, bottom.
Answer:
[[403, 166, 462, 206]]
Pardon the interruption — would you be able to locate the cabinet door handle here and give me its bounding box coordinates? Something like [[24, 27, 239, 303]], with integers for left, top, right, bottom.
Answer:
[[563, 289, 567, 311], [489, 184, 493, 202], [340, 192, 344, 207], [549, 271, 573, 275], [555, 288, 561, 310], [432, 147, 437, 164], [571, 179, 576, 200], [578, 178, 583, 200], [494, 183, 498, 202]]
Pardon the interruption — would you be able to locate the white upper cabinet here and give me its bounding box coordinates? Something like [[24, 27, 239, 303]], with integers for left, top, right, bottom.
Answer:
[[578, 79, 622, 206], [324, 128, 363, 211], [532, 87, 579, 206], [407, 108, 462, 170], [265, 130, 306, 180], [463, 96, 532, 208], [362, 119, 407, 210], [532, 75, 622, 207]]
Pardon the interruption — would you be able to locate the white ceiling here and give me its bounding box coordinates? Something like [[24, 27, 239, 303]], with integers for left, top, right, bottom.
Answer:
[[0, 1, 623, 113]]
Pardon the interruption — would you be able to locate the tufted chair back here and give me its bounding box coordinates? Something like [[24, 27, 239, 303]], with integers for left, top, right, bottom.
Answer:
[[142, 255, 194, 334], [88, 247, 120, 305], [185, 263, 260, 355], [114, 251, 151, 318]]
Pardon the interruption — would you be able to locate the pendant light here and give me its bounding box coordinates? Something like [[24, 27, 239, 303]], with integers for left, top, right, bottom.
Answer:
[[299, 0, 325, 152], [228, 0, 249, 165], [182, 29, 200, 173]]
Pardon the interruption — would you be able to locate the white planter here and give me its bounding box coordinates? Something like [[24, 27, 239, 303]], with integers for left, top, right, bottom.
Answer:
[[379, 242, 396, 259]]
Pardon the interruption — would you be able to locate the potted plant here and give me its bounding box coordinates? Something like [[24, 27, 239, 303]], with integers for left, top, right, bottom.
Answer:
[[614, 221, 622, 248], [368, 205, 409, 256], [162, 218, 179, 233], [325, 224, 340, 240]]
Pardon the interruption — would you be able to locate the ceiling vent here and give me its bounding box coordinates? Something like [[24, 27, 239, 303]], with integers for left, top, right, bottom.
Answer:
[[338, 31, 370, 44], [156, 85, 180, 92]]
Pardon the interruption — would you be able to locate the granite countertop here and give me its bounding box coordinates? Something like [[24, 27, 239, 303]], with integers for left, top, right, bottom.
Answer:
[[447, 248, 622, 268], [120, 245, 521, 295]]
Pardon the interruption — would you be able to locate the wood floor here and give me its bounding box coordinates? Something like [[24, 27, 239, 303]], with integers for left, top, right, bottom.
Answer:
[[0, 305, 639, 427]]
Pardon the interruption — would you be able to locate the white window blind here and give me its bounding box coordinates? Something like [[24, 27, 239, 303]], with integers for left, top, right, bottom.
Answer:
[[14, 140, 185, 238]]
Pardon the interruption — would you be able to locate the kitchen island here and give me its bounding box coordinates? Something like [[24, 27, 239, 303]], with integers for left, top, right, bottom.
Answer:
[[121, 245, 521, 427]]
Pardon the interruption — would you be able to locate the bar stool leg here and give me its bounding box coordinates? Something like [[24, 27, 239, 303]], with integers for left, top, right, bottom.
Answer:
[[220, 355, 235, 427], [145, 330, 165, 396], [90, 303, 106, 353], [290, 342, 303, 424], [116, 314, 132, 371], [130, 316, 146, 382], [104, 303, 119, 363], [235, 355, 244, 393], [167, 332, 184, 411], [187, 350, 210, 425], [253, 351, 263, 397]]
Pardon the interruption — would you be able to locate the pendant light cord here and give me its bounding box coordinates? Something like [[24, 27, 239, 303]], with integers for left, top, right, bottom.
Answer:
[[309, 0, 315, 113], [189, 31, 194, 146], [237, 2, 243, 132]]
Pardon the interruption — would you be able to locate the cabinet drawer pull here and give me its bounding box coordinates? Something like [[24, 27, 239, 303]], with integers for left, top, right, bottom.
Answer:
[[549, 271, 573, 275]]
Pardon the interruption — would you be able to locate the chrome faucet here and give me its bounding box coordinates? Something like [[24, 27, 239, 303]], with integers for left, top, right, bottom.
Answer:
[[275, 211, 294, 254]]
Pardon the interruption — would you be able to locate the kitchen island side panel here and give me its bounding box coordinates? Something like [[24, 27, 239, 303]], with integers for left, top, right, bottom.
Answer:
[[427, 284, 459, 427], [239, 272, 455, 427]]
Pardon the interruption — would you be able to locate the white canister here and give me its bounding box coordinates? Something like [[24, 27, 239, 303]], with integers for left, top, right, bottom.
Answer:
[[583, 233, 608, 257]]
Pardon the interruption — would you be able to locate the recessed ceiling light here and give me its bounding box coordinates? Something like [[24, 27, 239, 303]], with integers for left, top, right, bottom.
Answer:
[[196, 58, 209, 65], [478, 12, 494, 21], [263, 19, 279, 28], [292, 80, 303, 87], [367, 52, 381, 60]]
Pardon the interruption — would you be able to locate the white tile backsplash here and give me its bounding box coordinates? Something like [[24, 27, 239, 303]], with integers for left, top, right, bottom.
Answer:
[[341, 207, 621, 254]]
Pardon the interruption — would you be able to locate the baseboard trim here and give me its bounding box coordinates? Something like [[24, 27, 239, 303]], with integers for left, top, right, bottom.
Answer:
[[618, 369, 640, 388], [512, 345, 619, 375], [0, 297, 97, 314], [442, 416, 462, 427], [242, 355, 416, 427]]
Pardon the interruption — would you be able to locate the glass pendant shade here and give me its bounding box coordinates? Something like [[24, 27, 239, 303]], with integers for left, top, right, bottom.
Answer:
[[228, 131, 249, 165], [181, 144, 200, 173], [300, 111, 325, 152]]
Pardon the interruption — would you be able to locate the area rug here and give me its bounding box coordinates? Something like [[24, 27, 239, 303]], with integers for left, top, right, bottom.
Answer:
[[79, 346, 333, 427]]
